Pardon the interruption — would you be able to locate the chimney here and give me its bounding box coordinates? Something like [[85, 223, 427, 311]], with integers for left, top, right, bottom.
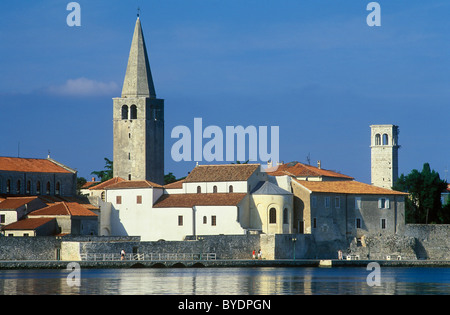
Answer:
[[267, 161, 273, 168], [277, 161, 283, 166], [317, 160, 321, 169]]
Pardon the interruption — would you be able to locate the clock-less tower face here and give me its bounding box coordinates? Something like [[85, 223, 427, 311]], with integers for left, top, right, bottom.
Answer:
[[370, 124, 399, 189], [113, 18, 164, 184]]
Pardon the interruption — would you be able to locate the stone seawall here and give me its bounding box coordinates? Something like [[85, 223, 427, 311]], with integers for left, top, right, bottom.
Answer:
[[1, 225, 449, 262], [404, 224, 450, 260]]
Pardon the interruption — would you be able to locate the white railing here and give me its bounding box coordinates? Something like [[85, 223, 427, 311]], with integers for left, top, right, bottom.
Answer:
[[80, 252, 216, 261]]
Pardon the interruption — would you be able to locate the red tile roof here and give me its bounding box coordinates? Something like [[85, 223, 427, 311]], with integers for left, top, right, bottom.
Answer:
[[293, 179, 408, 195], [267, 161, 353, 179], [153, 193, 247, 208], [2, 217, 55, 231], [0, 197, 39, 210], [185, 164, 260, 182], [164, 179, 185, 189], [81, 181, 100, 189], [89, 177, 126, 190], [105, 180, 163, 190], [0, 157, 74, 173], [28, 202, 98, 217]]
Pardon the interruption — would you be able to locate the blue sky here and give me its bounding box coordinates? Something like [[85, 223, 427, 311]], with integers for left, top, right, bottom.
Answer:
[[0, 0, 449, 184]]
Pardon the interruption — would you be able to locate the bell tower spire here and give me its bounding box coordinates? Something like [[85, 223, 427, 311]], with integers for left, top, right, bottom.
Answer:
[[121, 17, 156, 98], [113, 17, 165, 185]]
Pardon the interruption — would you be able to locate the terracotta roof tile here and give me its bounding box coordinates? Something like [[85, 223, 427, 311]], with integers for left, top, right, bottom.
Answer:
[[164, 179, 185, 189], [267, 161, 353, 179], [153, 193, 247, 208], [0, 157, 73, 173], [185, 164, 260, 183], [81, 181, 100, 189], [2, 217, 55, 231], [89, 177, 126, 190], [28, 202, 98, 217], [105, 180, 163, 190], [0, 197, 39, 210], [293, 179, 408, 195]]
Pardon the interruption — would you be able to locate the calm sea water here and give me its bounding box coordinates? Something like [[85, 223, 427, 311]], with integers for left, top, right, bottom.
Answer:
[[0, 267, 449, 295]]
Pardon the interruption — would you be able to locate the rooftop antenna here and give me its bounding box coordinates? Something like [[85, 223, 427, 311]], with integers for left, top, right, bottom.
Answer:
[[47, 150, 51, 159], [17, 141, 20, 158], [306, 153, 311, 165], [137, 6, 140, 18]]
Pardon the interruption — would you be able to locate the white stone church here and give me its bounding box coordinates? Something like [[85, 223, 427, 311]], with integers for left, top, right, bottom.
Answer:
[[93, 17, 406, 242]]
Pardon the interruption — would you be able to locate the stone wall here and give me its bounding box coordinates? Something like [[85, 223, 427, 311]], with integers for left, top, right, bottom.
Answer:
[[79, 235, 261, 260], [346, 234, 417, 260], [1, 225, 449, 261], [404, 224, 450, 260], [0, 237, 60, 260]]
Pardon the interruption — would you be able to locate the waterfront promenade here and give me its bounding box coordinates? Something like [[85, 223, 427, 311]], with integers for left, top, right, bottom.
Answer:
[[0, 259, 449, 270]]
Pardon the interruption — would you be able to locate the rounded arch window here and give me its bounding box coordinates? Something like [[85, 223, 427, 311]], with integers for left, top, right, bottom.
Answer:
[[55, 182, 61, 195], [16, 180, 21, 194], [375, 134, 381, 145], [229, 185, 233, 193], [269, 208, 277, 224], [382, 134, 389, 145], [197, 186, 201, 193], [283, 208, 289, 224], [36, 181, 41, 195], [121, 105, 129, 120], [213, 185, 218, 193], [130, 105, 137, 119], [26, 180, 31, 194], [46, 182, 51, 195], [6, 179, 11, 193]]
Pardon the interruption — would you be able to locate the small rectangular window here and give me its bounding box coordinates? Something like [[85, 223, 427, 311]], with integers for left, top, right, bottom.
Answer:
[[0, 215, 5, 224], [356, 218, 361, 229], [378, 198, 390, 209], [178, 215, 183, 226], [355, 197, 361, 210], [324, 196, 330, 208], [313, 217, 317, 228], [335, 196, 340, 208], [116, 196, 122, 204], [211, 215, 216, 226], [381, 218, 386, 229], [137, 195, 142, 204]]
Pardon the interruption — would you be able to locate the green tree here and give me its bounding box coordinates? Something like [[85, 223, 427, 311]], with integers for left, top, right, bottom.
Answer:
[[76, 177, 87, 195], [393, 163, 448, 223], [164, 172, 177, 185], [91, 158, 113, 182]]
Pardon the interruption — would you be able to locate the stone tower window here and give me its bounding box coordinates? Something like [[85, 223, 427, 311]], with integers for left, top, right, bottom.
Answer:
[[213, 185, 217, 193], [55, 182, 61, 195], [197, 186, 201, 193], [229, 185, 233, 193], [36, 181, 41, 195], [46, 182, 51, 195], [375, 134, 381, 145], [382, 134, 389, 145], [16, 180, 21, 194], [121, 105, 129, 120], [130, 105, 137, 119]]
